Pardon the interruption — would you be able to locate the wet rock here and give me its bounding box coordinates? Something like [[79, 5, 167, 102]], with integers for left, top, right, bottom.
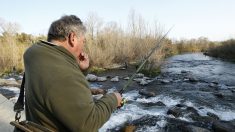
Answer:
[[133, 78, 142, 83], [186, 107, 199, 115], [212, 121, 235, 132], [214, 93, 224, 98], [189, 77, 199, 82], [136, 73, 144, 78], [96, 77, 107, 82], [139, 79, 148, 86], [123, 77, 130, 80], [181, 70, 188, 74], [167, 106, 182, 117], [183, 78, 190, 81], [191, 115, 215, 125], [110, 76, 119, 82], [0, 88, 17, 99], [155, 101, 166, 106], [138, 89, 156, 98], [131, 115, 161, 126], [91, 88, 107, 95], [165, 117, 193, 132], [2, 73, 23, 81], [139, 79, 152, 86], [167, 106, 200, 119], [179, 125, 210, 132], [140, 101, 166, 107], [176, 104, 187, 107], [160, 79, 171, 84], [0, 79, 20, 87], [211, 81, 219, 85], [86, 74, 97, 81], [198, 107, 204, 110], [207, 112, 220, 120]]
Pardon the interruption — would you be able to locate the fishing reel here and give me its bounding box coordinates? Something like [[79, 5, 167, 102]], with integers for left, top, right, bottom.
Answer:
[[118, 98, 127, 109]]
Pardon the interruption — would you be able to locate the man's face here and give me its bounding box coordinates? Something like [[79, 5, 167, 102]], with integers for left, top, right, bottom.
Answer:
[[74, 34, 85, 57]]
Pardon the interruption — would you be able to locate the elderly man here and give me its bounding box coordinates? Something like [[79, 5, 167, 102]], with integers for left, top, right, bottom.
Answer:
[[23, 15, 122, 132]]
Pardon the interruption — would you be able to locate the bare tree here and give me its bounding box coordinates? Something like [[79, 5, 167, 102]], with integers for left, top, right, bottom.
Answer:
[[85, 12, 103, 41]]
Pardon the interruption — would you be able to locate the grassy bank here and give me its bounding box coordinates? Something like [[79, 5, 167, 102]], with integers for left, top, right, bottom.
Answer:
[[0, 35, 28, 74], [205, 39, 235, 61]]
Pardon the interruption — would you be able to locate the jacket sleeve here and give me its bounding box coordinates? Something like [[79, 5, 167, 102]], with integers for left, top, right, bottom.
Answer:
[[45, 71, 117, 132]]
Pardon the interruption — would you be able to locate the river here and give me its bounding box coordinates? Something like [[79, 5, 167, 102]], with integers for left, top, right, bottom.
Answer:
[[98, 53, 235, 131]]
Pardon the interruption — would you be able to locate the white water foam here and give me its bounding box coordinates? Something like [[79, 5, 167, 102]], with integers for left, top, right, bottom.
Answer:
[[99, 89, 235, 131], [197, 107, 235, 121], [99, 90, 182, 131], [136, 94, 182, 107]]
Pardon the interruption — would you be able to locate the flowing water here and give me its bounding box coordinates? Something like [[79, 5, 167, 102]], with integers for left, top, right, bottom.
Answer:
[[98, 53, 235, 131]]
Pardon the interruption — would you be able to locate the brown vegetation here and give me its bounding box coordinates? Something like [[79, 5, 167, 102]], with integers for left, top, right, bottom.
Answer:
[[171, 37, 217, 55], [206, 39, 235, 61]]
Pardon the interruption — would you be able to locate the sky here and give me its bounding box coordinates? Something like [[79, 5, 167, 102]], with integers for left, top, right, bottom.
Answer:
[[0, 0, 235, 41]]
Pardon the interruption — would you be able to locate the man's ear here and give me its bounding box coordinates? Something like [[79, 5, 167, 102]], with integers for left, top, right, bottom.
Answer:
[[68, 32, 76, 47]]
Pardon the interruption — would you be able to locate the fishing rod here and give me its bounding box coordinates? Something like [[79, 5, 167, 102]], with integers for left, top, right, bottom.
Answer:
[[119, 26, 174, 95]]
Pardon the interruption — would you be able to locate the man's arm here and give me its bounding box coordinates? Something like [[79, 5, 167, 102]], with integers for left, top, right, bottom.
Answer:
[[45, 72, 119, 131]]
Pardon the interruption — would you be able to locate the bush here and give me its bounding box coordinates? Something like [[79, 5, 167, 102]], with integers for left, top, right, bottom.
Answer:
[[206, 39, 235, 61]]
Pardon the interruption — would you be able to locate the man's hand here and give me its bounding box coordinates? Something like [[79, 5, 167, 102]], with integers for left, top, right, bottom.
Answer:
[[77, 52, 89, 70], [113, 92, 123, 107], [90, 88, 107, 95]]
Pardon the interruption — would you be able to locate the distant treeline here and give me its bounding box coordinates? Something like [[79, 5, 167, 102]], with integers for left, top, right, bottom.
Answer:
[[205, 39, 235, 62], [0, 12, 234, 74]]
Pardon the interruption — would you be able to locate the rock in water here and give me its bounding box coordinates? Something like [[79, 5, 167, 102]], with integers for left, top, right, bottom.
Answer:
[[110, 76, 119, 82], [0, 79, 20, 87], [139, 79, 148, 86], [212, 121, 235, 132], [96, 77, 107, 82], [86, 74, 97, 81], [140, 101, 166, 107], [167, 106, 182, 117], [123, 77, 130, 80], [138, 89, 156, 98], [136, 73, 144, 78], [160, 79, 171, 84], [207, 112, 220, 120], [180, 125, 211, 132]]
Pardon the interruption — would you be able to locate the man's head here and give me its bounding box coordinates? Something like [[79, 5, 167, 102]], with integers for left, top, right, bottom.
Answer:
[[47, 15, 86, 58]]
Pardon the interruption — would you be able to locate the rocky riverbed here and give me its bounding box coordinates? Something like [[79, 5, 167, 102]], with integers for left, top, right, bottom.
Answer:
[[1, 53, 235, 132]]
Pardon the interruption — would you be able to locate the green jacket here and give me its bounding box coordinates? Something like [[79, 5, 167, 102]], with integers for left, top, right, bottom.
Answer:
[[24, 40, 117, 132]]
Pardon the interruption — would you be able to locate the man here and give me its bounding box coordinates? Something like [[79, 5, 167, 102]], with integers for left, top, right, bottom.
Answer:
[[23, 15, 122, 132]]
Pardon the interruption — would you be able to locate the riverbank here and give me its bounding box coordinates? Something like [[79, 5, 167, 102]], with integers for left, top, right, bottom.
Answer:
[[205, 39, 235, 62]]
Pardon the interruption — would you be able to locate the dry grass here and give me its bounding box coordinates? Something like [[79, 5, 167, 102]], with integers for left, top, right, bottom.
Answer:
[[0, 35, 29, 74], [85, 32, 167, 70]]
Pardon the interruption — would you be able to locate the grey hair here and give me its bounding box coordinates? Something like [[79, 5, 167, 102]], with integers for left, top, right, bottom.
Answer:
[[47, 15, 86, 42]]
